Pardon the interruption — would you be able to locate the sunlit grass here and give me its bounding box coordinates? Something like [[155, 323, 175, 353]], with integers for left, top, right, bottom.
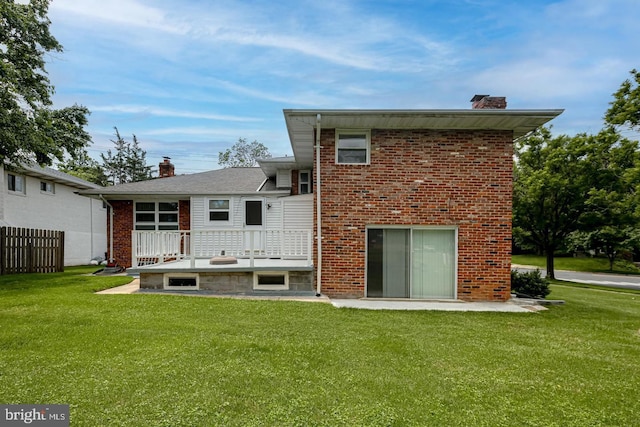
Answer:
[[512, 254, 640, 274], [1, 268, 639, 425]]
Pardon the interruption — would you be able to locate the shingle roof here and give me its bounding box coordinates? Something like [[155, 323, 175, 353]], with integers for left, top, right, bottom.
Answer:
[[79, 167, 278, 197]]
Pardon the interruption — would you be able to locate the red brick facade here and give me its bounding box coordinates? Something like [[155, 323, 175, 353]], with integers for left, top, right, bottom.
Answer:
[[315, 129, 513, 301], [107, 199, 190, 268]]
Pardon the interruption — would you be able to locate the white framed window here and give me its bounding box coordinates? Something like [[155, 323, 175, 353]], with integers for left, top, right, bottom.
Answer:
[[208, 199, 231, 223], [7, 174, 25, 194], [40, 181, 54, 194], [135, 201, 179, 230], [299, 170, 312, 194], [253, 272, 289, 290], [336, 130, 370, 164], [164, 273, 199, 290]]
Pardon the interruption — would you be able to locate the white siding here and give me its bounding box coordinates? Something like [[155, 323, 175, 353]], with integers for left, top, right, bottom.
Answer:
[[190, 197, 206, 229], [282, 194, 313, 229], [1, 165, 107, 265], [276, 169, 292, 189], [265, 199, 282, 231]]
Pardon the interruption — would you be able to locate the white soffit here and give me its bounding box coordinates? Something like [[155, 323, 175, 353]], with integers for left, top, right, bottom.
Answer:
[[283, 109, 564, 165]]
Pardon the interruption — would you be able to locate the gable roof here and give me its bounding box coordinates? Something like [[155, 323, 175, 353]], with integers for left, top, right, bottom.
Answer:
[[284, 109, 564, 168], [80, 167, 279, 198]]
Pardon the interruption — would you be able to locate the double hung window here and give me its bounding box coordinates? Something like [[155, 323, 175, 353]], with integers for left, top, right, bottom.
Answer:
[[209, 199, 230, 222], [336, 130, 370, 164]]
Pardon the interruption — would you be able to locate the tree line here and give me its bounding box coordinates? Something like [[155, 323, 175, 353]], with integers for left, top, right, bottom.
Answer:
[[514, 69, 640, 278]]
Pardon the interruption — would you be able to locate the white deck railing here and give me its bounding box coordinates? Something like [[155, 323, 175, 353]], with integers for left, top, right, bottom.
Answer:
[[131, 229, 313, 268]]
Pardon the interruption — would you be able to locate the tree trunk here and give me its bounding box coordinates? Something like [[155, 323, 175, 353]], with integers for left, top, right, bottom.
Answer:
[[546, 249, 555, 280]]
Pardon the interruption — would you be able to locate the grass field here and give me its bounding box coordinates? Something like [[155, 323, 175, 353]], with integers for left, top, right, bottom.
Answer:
[[1, 267, 639, 426], [512, 254, 640, 274]]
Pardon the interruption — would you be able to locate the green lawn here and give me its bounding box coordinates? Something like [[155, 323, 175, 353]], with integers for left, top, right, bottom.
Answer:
[[1, 268, 639, 426], [512, 254, 640, 274]]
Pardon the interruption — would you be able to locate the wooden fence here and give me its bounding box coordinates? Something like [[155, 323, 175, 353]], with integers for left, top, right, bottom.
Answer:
[[0, 227, 65, 275]]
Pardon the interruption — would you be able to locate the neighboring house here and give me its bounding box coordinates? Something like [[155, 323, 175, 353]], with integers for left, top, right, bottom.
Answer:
[[80, 96, 563, 301], [0, 163, 107, 265]]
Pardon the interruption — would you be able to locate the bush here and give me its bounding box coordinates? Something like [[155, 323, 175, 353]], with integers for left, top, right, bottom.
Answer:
[[511, 269, 550, 299]]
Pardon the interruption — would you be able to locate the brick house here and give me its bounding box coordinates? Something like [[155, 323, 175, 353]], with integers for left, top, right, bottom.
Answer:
[[81, 96, 562, 301]]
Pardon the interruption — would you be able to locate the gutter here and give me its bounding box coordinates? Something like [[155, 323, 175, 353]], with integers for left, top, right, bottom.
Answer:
[[315, 113, 322, 297], [99, 195, 115, 263]]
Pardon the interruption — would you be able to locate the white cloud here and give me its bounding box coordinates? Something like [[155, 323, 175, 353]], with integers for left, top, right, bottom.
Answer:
[[89, 105, 263, 122]]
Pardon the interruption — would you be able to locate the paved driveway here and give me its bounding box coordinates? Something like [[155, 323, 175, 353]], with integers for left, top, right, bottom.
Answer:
[[513, 265, 640, 291]]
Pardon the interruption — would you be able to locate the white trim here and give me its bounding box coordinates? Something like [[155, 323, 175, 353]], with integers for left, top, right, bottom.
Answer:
[[164, 272, 199, 290], [335, 129, 371, 165], [253, 271, 289, 290]]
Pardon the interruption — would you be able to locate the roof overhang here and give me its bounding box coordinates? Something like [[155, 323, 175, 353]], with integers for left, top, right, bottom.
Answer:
[[257, 156, 304, 178], [283, 108, 564, 166]]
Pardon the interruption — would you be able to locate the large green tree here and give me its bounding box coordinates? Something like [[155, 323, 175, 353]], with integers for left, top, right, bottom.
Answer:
[[605, 69, 640, 130], [57, 147, 108, 186], [101, 127, 153, 185], [514, 126, 640, 277], [0, 0, 91, 166], [513, 127, 592, 278], [218, 138, 271, 168]]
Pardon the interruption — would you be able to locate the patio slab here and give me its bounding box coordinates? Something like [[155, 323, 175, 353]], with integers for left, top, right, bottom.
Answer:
[[97, 281, 544, 311]]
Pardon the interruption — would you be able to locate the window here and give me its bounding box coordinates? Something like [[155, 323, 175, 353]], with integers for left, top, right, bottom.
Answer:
[[7, 174, 25, 194], [164, 273, 199, 290], [336, 130, 370, 164], [40, 181, 54, 194], [135, 201, 179, 230], [299, 170, 312, 194], [209, 199, 230, 222], [253, 272, 289, 290]]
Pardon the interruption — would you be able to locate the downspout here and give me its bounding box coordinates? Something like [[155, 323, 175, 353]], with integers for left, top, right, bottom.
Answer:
[[99, 195, 114, 263], [315, 113, 322, 297]]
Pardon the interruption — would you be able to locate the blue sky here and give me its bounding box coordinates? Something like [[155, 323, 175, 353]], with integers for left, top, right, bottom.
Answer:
[[46, 0, 640, 174]]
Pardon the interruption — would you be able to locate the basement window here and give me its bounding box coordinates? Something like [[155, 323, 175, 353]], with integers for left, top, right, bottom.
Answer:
[[253, 272, 289, 290], [164, 273, 199, 290]]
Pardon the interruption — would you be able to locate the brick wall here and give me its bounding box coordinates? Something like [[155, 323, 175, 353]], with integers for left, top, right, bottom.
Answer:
[[315, 129, 513, 301], [107, 200, 133, 267]]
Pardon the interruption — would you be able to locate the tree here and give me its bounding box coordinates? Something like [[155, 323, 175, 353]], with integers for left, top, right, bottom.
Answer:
[[57, 147, 108, 186], [605, 69, 640, 130], [101, 127, 153, 185], [514, 126, 640, 277], [513, 127, 591, 279], [0, 0, 91, 166], [218, 138, 271, 168]]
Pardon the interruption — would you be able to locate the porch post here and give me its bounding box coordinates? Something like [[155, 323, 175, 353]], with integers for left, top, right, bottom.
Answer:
[[249, 231, 255, 267], [190, 230, 195, 268]]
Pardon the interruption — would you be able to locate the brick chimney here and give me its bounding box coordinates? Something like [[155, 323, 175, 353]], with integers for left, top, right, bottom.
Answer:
[[158, 157, 175, 178], [471, 94, 507, 109]]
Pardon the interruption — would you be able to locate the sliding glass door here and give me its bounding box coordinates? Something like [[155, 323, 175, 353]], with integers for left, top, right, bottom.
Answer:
[[366, 228, 456, 299]]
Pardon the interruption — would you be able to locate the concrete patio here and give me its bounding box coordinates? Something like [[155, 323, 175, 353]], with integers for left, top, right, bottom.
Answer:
[[97, 279, 546, 312]]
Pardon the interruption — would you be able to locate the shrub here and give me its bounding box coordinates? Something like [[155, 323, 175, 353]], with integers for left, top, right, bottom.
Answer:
[[511, 269, 550, 299]]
